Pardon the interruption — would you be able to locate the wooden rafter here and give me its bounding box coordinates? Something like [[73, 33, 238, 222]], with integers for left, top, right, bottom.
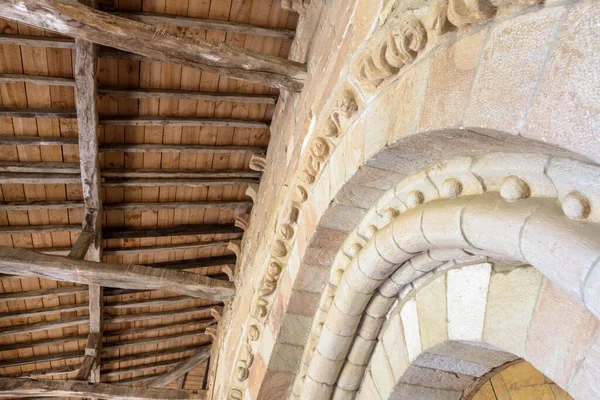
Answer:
[[0, 0, 306, 91], [146, 346, 212, 388], [0, 377, 207, 400], [0, 246, 235, 300], [0, 200, 251, 211]]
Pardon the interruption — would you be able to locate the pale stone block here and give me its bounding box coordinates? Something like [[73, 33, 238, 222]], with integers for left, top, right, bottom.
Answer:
[[333, 274, 372, 316], [416, 274, 448, 351], [325, 302, 362, 337], [269, 342, 304, 372], [381, 312, 411, 381], [392, 207, 430, 253], [429, 340, 517, 368], [463, 6, 566, 134], [364, 99, 390, 161], [300, 376, 333, 400], [526, 281, 600, 388], [337, 362, 367, 391], [374, 223, 413, 264], [357, 314, 384, 340], [390, 383, 462, 400], [279, 313, 313, 346], [395, 170, 439, 205], [335, 183, 384, 210], [584, 261, 600, 320], [400, 298, 422, 362], [329, 135, 348, 197], [370, 344, 396, 398], [390, 263, 424, 287], [428, 248, 469, 262], [427, 157, 483, 197], [461, 193, 540, 262], [399, 365, 476, 391], [569, 329, 600, 399], [447, 263, 491, 341], [357, 238, 396, 280], [345, 117, 365, 181], [344, 257, 385, 295], [358, 372, 382, 400], [348, 336, 377, 366], [413, 352, 490, 377], [483, 267, 543, 357], [379, 277, 404, 297], [307, 351, 344, 385], [365, 293, 395, 318], [410, 252, 442, 273], [521, 1, 600, 163], [520, 201, 600, 303], [332, 386, 355, 400], [422, 195, 472, 248], [317, 325, 353, 361], [313, 169, 331, 221]]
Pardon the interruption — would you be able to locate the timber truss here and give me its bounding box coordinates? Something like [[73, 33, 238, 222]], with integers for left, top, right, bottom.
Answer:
[[0, 0, 304, 398]]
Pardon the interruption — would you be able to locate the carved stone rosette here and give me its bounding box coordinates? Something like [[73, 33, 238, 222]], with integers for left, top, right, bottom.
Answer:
[[228, 88, 360, 399]]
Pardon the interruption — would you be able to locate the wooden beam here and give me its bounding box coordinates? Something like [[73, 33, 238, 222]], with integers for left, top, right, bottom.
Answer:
[[147, 255, 237, 271], [101, 169, 260, 179], [0, 161, 79, 173], [114, 372, 165, 386], [0, 0, 306, 91], [103, 223, 242, 239], [0, 315, 88, 337], [76, 332, 102, 381], [99, 116, 268, 128], [103, 328, 210, 352], [146, 346, 211, 388], [0, 135, 79, 146], [104, 318, 214, 340], [0, 246, 235, 301], [0, 334, 88, 352], [102, 344, 209, 366], [103, 241, 231, 256], [0, 74, 278, 104], [0, 200, 83, 210], [0, 224, 80, 234], [0, 33, 75, 48], [0, 107, 76, 119], [102, 178, 257, 188], [103, 200, 251, 211], [0, 378, 207, 400], [113, 11, 295, 39], [103, 358, 183, 377], [100, 143, 267, 154], [7, 364, 81, 379], [0, 350, 83, 368], [0, 303, 88, 322], [105, 306, 213, 324]]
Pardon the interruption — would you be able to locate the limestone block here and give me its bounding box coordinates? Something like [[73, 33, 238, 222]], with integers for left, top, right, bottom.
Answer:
[[299, 376, 334, 400], [365, 293, 395, 319], [325, 302, 362, 337], [428, 248, 470, 262], [335, 183, 385, 210], [390, 263, 424, 287], [400, 299, 422, 362], [422, 195, 472, 248], [357, 315, 384, 340], [269, 342, 304, 373], [344, 117, 365, 182], [307, 351, 344, 385], [317, 325, 354, 361], [427, 156, 483, 198], [395, 170, 439, 205], [370, 344, 396, 398], [356, 238, 396, 280], [320, 204, 365, 232], [391, 383, 463, 400], [329, 136, 348, 197], [461, 193, 540, 261], [410, 252, 442, 273], [522, 1, 600, 163], [569, 330, 600, 399], [520, 201, 600, 303], [348, 336, 377, 366], [292, 263, 331, 293], [429, 341, 517, 368], [378, 277, 404, 297], [333, 274, 372, 316], [416, 274, 448, 351], [357, 372, 382, 400], [392, 207, 430, 253], [463, 6, 566, 134], [483, 267, 543, 357], [374, 226, 413, 264], [413, 352, 490, 377], [344, 257, 386, 294], [313, 168, 331, 220], [399, 365, 476, 391], [447, 263, 491, 341], [584, 262, 600, 319], [278, 313, 313, 346], [381, 312, 411, 381], [526, 282, 600, 388], [337, 362, 367, 391]]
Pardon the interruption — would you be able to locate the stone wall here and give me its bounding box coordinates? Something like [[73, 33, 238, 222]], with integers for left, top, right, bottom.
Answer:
[[211, 0, 600, 398]]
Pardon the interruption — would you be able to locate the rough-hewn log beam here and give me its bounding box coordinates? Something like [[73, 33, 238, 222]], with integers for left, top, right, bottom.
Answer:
[[102, 241, 230, 256], [102, 178, 257, 188], [0, 136, 79, 146], [102, 169, 260, 179], [103, 318, 214, 341], [0, 246, 235, 301], [146, 346, 211, 388], [76, 332, 102, 381], [0, 0, 306, 91], [114, 11, 295, 39], [104, 201, 251, 211], [103, 358, 183, 377], [105, 305, 213, 324], [103, 328, 210, 352], [0, 224, 80, 234], [0, 315, 88, 337], [102, 344, 209, 366], [0, 303, 88, 322], [100, 143, 267, 154], [0, 350, 83, 368], [0, 33, 74, 48], [0, 377, 207, 400], [147, 255, 236, 271], [0, 200, 83, 210], [0, 107, 76, 119]]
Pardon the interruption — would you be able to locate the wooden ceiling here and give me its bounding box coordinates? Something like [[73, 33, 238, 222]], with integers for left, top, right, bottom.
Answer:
[[0, 0, 298, 398]]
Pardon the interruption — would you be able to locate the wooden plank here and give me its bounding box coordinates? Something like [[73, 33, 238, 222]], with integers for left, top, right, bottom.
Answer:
[[146, 346, 211, 388], [101, 169, 260, 179], [0, 378, 207, 400], [7, 364, 81, 378], [0, 107, 77, 118], [100, 116, 268, 128], [103, 223, 242, 239], [103, 328, 209, 352], [0, 246, 235, 300], [0, 315, 89, 337], [0, 135, 79, 145], [114, 11, 295, 39], [0, 350, 83, 368], [0, 224, 80, 234], [0, 333, 88, 352], [103, 318, 214, 340], [148, 255, 236, 270], [102, 178, 257, 188], [68, 229, 96, 259], [0, 172, 81, 184], [103, 240, 231, 256], [103, 358, 183, 377], [76, 332, 102, 381], [104, 305, 213, 324], [0, 161, 80, 173], [0, 74, 278, 103], [0, 302, 88, 322], [100, 143, 266, 154], [0, 200, 84, 210], [103, 201, 251, 211], [106, 295, 191, 309], [102, 344, 210, 366], [0, 0, 306, 91], [0, 33, 75, 48], [0, 285, 87, 301]]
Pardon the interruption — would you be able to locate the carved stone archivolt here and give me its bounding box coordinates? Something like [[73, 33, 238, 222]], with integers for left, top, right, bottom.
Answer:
[[228, 87, 360, 399]]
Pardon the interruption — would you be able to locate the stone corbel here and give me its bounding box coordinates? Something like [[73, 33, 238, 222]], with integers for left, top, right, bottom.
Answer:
[[281, 0, 310, 15], [245, 183, 259, 204], [249, 153, 267, 172]]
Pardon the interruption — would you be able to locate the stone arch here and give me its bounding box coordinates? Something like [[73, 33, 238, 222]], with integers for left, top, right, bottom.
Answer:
[[291, 143, 600, 399]]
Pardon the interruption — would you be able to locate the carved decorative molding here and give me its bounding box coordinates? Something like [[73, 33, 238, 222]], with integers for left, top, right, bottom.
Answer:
[[249, 154, 267, 172], [234, 213, 251, 231], [282, 0, 311, 15]]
